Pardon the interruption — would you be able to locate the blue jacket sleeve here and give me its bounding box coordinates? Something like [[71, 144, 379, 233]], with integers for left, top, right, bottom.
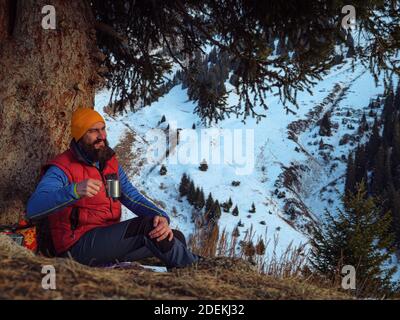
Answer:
[[26, 166, 80, 220], [119, 165, 170, 223]]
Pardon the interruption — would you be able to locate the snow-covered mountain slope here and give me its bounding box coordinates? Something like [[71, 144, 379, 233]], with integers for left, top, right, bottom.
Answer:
[[94, 58, 388, 260]]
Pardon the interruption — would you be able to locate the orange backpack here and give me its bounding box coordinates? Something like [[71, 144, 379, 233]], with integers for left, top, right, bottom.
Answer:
[[0, 217, 37, 252]]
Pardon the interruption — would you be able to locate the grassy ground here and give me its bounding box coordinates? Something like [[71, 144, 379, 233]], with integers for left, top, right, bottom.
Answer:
[[0, 234, 349, 300]]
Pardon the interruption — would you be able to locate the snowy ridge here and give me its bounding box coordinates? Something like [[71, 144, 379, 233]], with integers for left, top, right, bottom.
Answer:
[[95, 57, 388, 260]]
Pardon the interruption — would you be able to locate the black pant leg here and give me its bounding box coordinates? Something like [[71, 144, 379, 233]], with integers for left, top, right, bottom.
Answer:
[[67, 215, 199, 268]]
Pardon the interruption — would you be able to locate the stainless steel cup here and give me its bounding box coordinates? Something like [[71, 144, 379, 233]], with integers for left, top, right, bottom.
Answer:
[[106, 179, 120, 199]]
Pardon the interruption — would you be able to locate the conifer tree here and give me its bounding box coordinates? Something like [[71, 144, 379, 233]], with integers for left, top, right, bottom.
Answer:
[[222, 202, 230, 213], [319, 138, 324, 150], [199, 159, 209, 171], [345, 153, 356, 195], [354, 145, 368, 187], [310, 182, 397, 297], [358, 113, 368, 134], [197, 188, 205, 210], [212, 200, 222, 220], [319, 112, 332, 136], [387, 187, 400, 248], [193, 187, 201, 209], [159, 164, 167, 176], [371, 146, 386, 196], [394, 84, 400, 111], [228, 197, 233, 209], [205, 193, 214, 212], [390, 119, 400, 189], [208, 47, 218, 64], [382, 89, 395, 143], [367, 118, 381, 169], [187, 180, 196, 205], [179, 173, 190, 197], [3, 0, 400, 222]]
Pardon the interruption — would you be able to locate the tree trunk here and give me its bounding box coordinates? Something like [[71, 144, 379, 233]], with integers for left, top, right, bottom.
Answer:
[[0, 0, 102, 223]]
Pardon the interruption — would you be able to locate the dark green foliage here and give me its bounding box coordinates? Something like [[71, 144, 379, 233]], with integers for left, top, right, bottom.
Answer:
[[197, 188, 205, 210], [228, 197, 233, 208], [213, 200, 222, 220], [193, 187, 200, 209], [358, 113, 369, 134], [319, 138, 324, 150], [205, 193, 214, 212], [347, 82, 400, 248], [91, 0, 400, 124], [310, 182, 397, 297], [354, 145, 368, 188], [371, 146, 386, 196], [382, 88, 395, 143], [367, 118, 381, 169], [179, 175, 221, 225], [194, 187, 205, 210], [345, 153, 356, 195], [179, 173, 190, 197], [159, 164, 167, 176], [183, 50, 231, 124], [231, 181, 240, 187], [199, 159, 208, 171], [222, 202, 230, 213], [187, 180, 196, 205], [345, 145, 368, 196], [207, 199, 222, 223], [232, 205, 239, 216], [345, 32, 355, 58], [319, 112, 332, 136], [368, 109, 375, 117], [249, 202, 256, 213], [222, 197, 233, 213]]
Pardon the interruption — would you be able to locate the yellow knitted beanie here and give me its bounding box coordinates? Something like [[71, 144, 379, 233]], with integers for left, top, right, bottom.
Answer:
[[71, 108, 105, 141]]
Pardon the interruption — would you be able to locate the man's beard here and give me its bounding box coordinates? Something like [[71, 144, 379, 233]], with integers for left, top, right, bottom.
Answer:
[[78, 138, 114, 164]]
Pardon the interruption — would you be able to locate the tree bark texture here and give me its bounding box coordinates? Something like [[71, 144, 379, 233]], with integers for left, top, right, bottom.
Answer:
[[0, 0, 102, 223]]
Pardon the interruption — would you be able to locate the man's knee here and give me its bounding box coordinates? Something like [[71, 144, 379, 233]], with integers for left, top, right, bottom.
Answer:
[[124, 216, 187, 254], [124, 215, 154, 239]]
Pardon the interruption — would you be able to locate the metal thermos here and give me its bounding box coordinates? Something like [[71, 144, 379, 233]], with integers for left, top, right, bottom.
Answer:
[[106, 179, 120, 199]]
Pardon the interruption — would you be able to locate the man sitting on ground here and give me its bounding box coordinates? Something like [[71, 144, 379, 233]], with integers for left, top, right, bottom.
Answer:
[[26, 108, 199, 268]]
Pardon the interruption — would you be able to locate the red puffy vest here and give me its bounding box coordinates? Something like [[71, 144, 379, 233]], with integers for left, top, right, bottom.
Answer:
[[42, 146, 121, 254]]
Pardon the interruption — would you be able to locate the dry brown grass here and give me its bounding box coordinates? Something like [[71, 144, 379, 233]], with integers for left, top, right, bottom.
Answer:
[[193, 222, 308, 279], [0, 234, 350, 300]]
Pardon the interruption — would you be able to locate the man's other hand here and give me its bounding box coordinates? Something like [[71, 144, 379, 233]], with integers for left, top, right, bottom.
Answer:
[[76, 179, 102, 198], [149, 216, 173, 242]]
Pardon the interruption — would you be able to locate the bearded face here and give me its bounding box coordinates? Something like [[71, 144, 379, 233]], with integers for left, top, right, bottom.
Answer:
[[77, 122, 114, 165], [78, 137, 113, 164]]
